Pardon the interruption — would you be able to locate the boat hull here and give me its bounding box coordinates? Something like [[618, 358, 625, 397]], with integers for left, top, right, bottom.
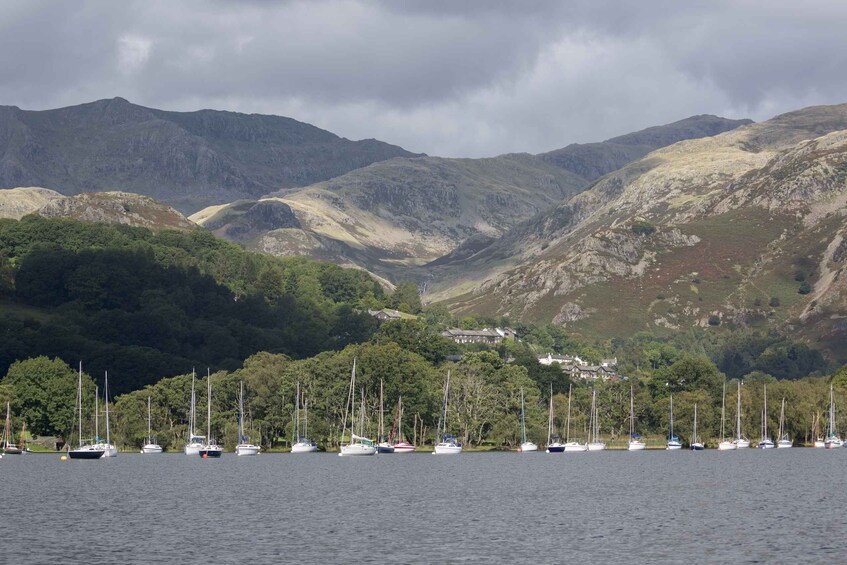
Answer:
[[776, 440, 792, 449], [68, 447, 105, 459], [587, 442, 606, 451], [690, 443, 705, 451], [235, 444, 260, 456], [199, 447, 223, 458], [391, 442, 416, 453], [99, 444, 118, 458], [519, 442, 538, 452], [757, 440, 775, 449], [814, 440, 826, 448], [1, 446, 22, 455], [717, 441, 736, 451], [339, 443, 377, 456], [545, 443, 565, 453], [563, 442, 587, 452], [377, 442, 395, 454], [666, 441, 682, 450], [433, 443, 462, 455], [825, 438, 843, 449], [628, 441, 646, 451], [291, 442, 318, 453], [184, 443, 203, 456], [734, 439, 751, 449], [141, 444, 163, 454]]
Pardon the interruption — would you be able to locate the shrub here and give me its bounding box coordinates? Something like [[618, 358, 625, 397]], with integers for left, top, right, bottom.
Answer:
[[798, 281, 812, 295], [769, 297, 780, 307], [708, 315, 721, 326], [631, 221, 656, 236], [794, 270, 806, 282]]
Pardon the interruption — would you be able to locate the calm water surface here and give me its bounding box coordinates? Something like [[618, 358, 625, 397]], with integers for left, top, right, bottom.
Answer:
[[1, 449, 845, 564]]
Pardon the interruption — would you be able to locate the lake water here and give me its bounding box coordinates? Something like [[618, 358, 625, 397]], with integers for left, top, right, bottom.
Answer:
[[1, 449, 844, 564]]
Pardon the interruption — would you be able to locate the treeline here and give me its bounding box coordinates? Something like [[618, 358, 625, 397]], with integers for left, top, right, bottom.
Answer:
[[0, 216, 386, 393], [4, 337, 846, 451]]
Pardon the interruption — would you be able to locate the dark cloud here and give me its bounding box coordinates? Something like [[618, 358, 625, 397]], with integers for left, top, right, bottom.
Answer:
[[1, 0, 846, 157]]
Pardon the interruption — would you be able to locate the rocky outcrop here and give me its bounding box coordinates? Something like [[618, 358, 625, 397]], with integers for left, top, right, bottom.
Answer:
[[37, 191, 196, 230], [0, 187, 63, 219]]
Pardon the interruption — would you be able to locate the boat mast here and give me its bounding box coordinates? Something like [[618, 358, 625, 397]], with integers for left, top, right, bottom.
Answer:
[[779, 397, 786, 439], [547, 385, 553, 446], [206, 369, 212, 443], [693, 403, 698, 443], [589, 388, 597, 443], [350, 361, 356, 442], [763, 384, 768, 441], [736, 381, 742, 441], [379, 379, 385, 441], [565, 384, 572, 443], [294, 382, 300, 442], [830, 384, 836, 437], [722, 384, 729, 442], [520, 388, 527, 444], [629, 386, 635, 439], [147, 396, 152, 443], [104, 372, 111, 448], [239, 381, 245, 443], [669, 395, 674, 440], [304, 397, 308, 440], [397, 396, 403, 443], [77, 362, 83, 448], [190, 368, 196, 438], [95, 385, 99, 443], [443, 370, 451, 440]]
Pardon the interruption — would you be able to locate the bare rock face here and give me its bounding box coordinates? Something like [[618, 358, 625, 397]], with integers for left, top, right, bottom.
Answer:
[[0, 187, 63, 219], [37, 191, 197, 230]]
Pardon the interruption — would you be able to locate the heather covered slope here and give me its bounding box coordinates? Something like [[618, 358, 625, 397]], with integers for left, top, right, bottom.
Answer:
[[431, 103, 847, 360], [0, 98, 420, 212]]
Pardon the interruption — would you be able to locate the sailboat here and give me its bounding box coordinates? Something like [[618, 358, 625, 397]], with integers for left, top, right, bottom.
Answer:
[[666, 395, 682, 450], [562, 384, 586, 452], [545, 386, 565, 453], [141, 396, 163, 454], [586, 388, 606, 451], [184, 369, 205, 455], [690, 403, 705, 450], [68, 362, 105, 460], [376, 379, 395, 453], [733, 381, 750, 448], [198, 370, 223, 458], [757, 384, 774, 449], [433, 370, 462, 455], [98, 372, 118, 458], [518, 388, 538, 452], [717, 382, 736, 450], [291, 382, 318, 453], [1, 402, 22, 455], [627, 386, 645, 451], [776, 397, 792, 448], [390, 396, 416, 453], [339, 359, 376, 456], [235, 381, 260, 456], [825, 384, 843, 448]]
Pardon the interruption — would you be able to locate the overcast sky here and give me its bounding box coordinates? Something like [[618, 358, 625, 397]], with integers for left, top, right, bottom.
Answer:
[[2, 0, 846, 157]]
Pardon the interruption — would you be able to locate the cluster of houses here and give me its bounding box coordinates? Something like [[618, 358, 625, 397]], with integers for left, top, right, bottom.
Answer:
[[369, 315, 621, 382], [537, 354, 619, 381]]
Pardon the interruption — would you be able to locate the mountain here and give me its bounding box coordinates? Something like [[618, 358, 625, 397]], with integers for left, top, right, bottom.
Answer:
[[539, 114, 753, 181], [0, 98, 419, 212], [431, 103, 847, 360], [193, 115, 750, 282]]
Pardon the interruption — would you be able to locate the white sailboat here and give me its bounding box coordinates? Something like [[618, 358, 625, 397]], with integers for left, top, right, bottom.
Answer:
[[377, 379, 395, 454], [587, 388, 606, 451], [141, 396, 163, 453], [199, 370, 223, 458], [518, 388, 538, 452], [291, 382, 318, 453], [627, 386, 646, 451], [391, 395, 416, 453], [733, 380, 751, 448], [339, 359, 376, 456], [717, 382, 736, 450], [1, 402, 22, 455], [690, 403, 705, 450], [545, 385, 565, 453], [433, 370, 462, 455], [776, 397, 792, 448], [184, 369, 205, 455], [68, 362, 105, 460], [98, 372, 118, 457], [757, 384, 774, 449], [235, 381, 260, 456], [825, 383, 843, 448], [666, 395, 682, 450]]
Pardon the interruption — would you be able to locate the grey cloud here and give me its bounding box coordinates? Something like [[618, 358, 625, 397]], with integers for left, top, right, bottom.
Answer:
[[1, 0, 846, 157]]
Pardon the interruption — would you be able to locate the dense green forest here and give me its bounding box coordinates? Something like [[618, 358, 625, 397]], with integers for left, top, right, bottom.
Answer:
[[0, 216, 384, 393]]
